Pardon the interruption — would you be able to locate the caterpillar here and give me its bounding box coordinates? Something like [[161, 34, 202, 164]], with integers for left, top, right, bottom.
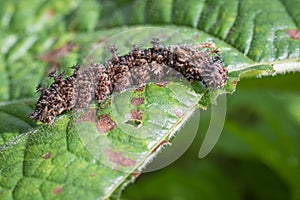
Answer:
[[29, 39, 228, 124]]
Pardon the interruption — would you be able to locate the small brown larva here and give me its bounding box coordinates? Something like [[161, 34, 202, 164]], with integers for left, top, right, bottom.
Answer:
[[30, 39, 227, 124]]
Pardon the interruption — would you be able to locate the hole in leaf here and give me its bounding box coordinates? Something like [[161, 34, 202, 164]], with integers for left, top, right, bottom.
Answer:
[[124, 119, 142, 128]]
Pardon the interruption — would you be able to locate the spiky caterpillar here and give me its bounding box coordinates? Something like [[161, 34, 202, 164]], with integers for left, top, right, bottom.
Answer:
[[30, 39, 228, 124]]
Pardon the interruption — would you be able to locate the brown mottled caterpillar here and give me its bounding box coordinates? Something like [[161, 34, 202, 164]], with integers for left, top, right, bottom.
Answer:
[[30, 39, 228, 124]]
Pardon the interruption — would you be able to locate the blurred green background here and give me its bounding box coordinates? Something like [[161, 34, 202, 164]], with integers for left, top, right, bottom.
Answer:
[[0, 0, 299, 199]]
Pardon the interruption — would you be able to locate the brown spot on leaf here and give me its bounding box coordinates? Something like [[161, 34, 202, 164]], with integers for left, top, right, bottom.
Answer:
[[75, 109, 96, 123], [130, 110, 143, 120], [151, 140, 170, 153], [42, 152, 51, 160], [192, 34, 200, 39], [174, 108, 184, 118], [104, 149, 135, 168], [133, 172, 141, 178], [155, 81, 170, 87], [90, 173, 95, 177], [45, 9, 54, 17], [39, 43, 77, 65], [96, 114, 116, 133], [131, 97, 145, 106], [232, 79, 239, 86], [53, 186, 62, 195], [286, 29, 300, 40], [135, 86, 145, 92]]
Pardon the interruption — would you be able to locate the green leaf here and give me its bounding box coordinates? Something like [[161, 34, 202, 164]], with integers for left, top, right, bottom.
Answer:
[[1, 82, 201, 199], [0, 0, 300, 199], [100, 0, 300, 75]]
